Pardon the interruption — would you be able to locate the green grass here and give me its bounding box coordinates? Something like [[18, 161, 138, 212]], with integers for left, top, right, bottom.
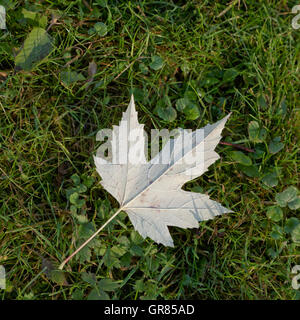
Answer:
[[0, 0, 299, 300]]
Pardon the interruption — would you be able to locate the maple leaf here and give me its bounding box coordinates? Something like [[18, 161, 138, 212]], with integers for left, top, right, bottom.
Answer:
[[94, 95, 232, 247], [59, 95, 232, 269]]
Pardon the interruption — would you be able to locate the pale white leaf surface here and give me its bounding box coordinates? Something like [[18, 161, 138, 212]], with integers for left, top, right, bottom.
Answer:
[[0, 6, 6, 30], [94, 96, 232, 246]]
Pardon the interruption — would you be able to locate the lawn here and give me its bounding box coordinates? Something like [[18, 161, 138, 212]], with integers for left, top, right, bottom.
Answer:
[[0, 0, 299, 300]]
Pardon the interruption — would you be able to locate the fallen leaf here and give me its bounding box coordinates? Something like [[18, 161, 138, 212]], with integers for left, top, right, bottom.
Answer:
[[94, 96, 232, 246]]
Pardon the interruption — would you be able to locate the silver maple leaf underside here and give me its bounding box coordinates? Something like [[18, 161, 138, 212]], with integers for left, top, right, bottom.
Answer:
[[94, 96, 232, 246]]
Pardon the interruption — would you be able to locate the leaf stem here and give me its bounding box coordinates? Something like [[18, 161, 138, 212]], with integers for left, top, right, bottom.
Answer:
[[58, 207, 122, 270]]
